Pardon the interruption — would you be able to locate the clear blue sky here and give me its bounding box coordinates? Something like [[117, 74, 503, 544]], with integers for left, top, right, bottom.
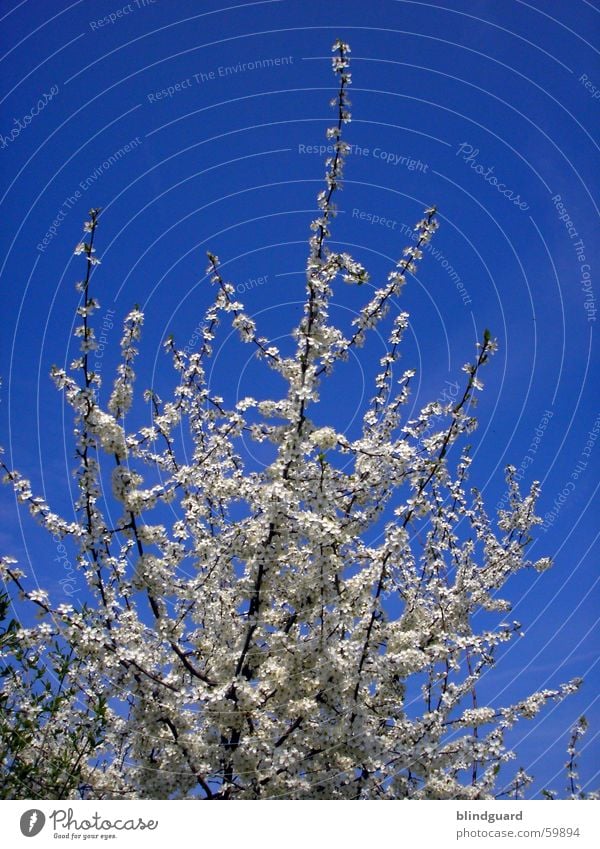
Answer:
[[0, 0, 598, 796]]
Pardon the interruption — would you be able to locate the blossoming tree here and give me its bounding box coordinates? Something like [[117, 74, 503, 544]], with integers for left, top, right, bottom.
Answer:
[[0, 42, 587, 800]]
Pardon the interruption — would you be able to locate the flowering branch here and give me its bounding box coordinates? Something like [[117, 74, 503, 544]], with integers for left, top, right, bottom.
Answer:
[[0, 41, 587, 802]]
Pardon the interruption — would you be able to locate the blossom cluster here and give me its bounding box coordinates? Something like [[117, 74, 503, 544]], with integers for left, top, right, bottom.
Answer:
[[0, 44, 587, 802]]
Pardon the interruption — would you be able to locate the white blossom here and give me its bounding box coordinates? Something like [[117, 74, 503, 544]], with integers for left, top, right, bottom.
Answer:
[[0, 44, 587, 804], [309, 427, 338, 450]]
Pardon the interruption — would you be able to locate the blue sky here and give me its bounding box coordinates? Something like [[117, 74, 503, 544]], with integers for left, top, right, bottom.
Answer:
[[0, 0, 598, 796]]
